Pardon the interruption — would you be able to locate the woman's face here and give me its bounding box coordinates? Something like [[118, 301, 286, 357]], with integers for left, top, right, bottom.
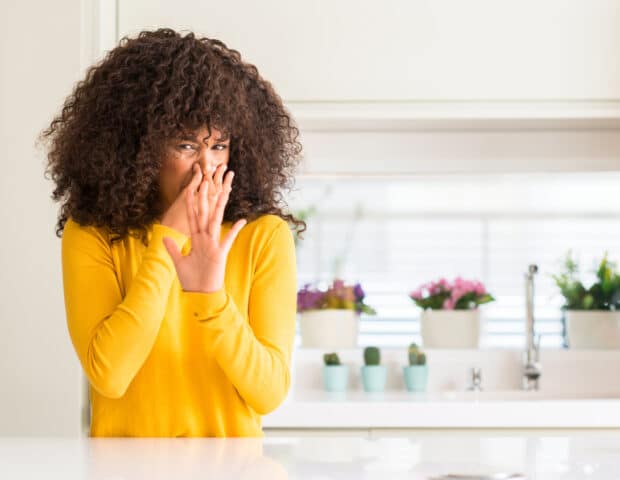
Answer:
[[158, 125, 231, 211]]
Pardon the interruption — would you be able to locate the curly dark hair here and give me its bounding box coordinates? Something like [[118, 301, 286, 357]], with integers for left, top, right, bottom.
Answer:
[[39, 27, 306, 245]]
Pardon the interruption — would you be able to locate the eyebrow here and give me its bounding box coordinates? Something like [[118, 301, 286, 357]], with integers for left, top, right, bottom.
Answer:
[[179, 132, 230, 142]]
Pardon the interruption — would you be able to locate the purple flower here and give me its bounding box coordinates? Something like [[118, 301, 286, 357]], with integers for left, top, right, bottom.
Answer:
[[353, 283, 365, 300], [297, 279, 376, 315], [297, 284, 326, 312]]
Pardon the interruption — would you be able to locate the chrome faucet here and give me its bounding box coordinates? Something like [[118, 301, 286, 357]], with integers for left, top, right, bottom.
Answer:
[[467, 367, 483, 391], [523, 264, 541, 390]]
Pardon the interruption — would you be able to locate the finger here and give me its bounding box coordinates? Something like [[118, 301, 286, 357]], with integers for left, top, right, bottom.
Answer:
[[162, 236, 183, 265], [214, 163, 226, 190], [208, 170, 234, 236], [186, 163, 203, 193], [206, 165, 218, 201], [185, 186, 199, 234], [221, 218, 247, 254], [197, 172, 209, 231]]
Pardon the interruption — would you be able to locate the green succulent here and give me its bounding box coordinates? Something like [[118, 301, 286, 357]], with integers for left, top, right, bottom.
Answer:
[[323, 352, 341, 366], [364, 346, 380, 366], [407, 342, 427, 366]]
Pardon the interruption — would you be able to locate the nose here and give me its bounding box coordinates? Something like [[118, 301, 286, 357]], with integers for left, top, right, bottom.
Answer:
[[196, 152, 218, 176]]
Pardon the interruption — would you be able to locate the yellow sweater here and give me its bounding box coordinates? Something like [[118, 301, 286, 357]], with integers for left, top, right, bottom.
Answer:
[[61, 214, 297, 437]]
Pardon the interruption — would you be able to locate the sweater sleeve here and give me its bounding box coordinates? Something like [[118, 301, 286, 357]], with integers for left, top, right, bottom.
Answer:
[[179, 220, 297, 415], [61, 219, 188, 399]]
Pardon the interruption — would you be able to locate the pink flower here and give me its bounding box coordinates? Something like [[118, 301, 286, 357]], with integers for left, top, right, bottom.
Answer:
[[454, 277, 473, 292], [410, 288, 423, 300], [410, 276, 492, 311], [430, 279, 447, 295], [443, 297, 455, 310], [450, 288, 466, 305]]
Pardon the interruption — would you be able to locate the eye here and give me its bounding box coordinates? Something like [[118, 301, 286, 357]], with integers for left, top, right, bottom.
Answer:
[[178, 144, 197, 151], [213, 144, 228, 151]]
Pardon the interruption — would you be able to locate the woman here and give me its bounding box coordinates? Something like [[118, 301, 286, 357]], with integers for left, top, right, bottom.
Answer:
[[40, 28, 305, 437]]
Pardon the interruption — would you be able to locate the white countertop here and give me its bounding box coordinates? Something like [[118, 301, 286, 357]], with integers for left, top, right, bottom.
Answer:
[[2, 432, 620, 479]]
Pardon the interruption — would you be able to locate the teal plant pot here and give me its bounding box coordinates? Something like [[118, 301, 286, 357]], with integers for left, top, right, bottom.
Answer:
[[361, 365, 387, 392], [403, 365, 428, 392], [323, 365, 349, 392]]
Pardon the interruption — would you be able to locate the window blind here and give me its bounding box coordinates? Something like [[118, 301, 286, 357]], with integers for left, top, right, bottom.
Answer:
[[288, 173, 620, 349]]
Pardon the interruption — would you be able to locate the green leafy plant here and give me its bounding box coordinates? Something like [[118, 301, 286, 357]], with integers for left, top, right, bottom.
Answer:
[[552, 250, 620, 310], [407, 342, 427, 366], [364, 346, 380, 366], [323, 352, 341, 366]]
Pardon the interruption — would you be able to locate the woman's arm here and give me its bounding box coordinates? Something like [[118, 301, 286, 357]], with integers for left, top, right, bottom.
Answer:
[[61, 219, 188, 398], [180, 219, 297, 415]]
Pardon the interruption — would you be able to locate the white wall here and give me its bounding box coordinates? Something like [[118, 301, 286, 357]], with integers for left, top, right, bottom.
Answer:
[[0, 0, 83, 435]]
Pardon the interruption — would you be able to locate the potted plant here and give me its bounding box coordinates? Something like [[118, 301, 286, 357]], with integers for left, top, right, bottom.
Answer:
[[402, 342, 428, 392], [553, 251, 620, 349], [322, 352, 349, 392], [297, 279, 376, 348], [360, 346, 387, 392], [409, 277, 495, 348]]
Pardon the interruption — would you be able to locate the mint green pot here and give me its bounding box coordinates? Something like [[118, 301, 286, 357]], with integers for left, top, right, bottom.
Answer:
[[323, 365, 349, 392], [403, 365, 428, 392], [361, 365, 387, 392]]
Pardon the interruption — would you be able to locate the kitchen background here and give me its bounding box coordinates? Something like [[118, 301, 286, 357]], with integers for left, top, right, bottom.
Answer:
[[2, 0, 620, 436]]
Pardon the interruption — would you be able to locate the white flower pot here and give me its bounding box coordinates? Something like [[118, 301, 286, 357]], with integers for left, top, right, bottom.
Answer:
[[565, 310, 620, 349], [420, 309, 481, 348], [298, 308, 359, 348]]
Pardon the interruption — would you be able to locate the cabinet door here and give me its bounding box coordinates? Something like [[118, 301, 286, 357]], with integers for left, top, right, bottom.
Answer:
[[117, 0, 620, 102]]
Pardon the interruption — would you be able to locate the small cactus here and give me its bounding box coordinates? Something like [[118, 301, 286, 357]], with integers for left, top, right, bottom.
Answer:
[[323, 352, 341, 366], [364, 346, 380, 366], [417, 352, 427, 365], [408, 342, 427, 366]]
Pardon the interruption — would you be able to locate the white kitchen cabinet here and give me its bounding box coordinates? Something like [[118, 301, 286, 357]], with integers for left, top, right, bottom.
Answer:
[[116, 0, 620, 103], [112, 0, 620, 131]]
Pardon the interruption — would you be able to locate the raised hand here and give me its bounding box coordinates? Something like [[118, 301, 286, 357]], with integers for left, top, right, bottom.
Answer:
[[162, 163, 247, 293]]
